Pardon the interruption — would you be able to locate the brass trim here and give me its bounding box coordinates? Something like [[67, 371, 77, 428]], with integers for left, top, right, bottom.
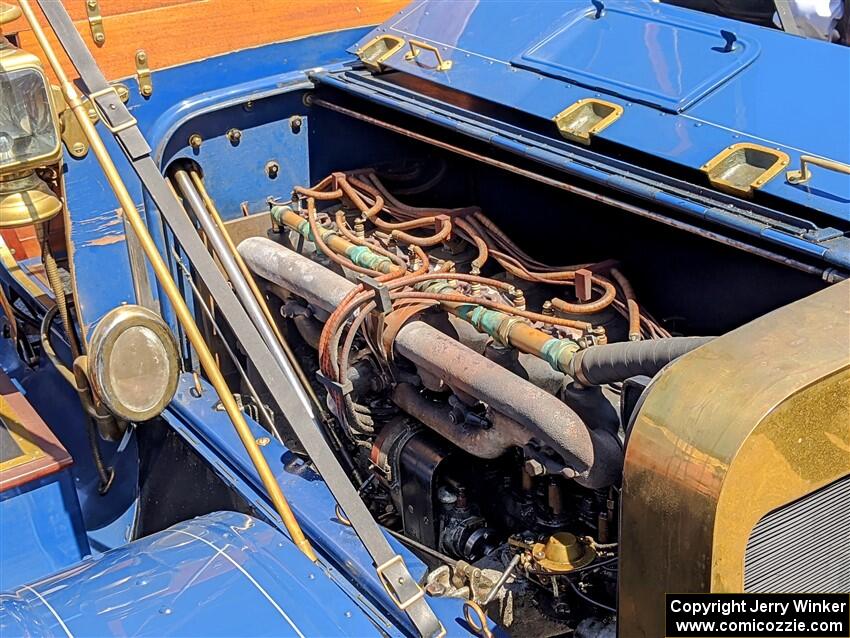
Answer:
[[52, 83, 129, 158], [0, 396, 46, 473], [0, 47, 63, 173], [552, 98, 623, 145], [87, 304, 180, 422], [134, 49, 152, 97], [85, 0, 104, 47], [404, 39, 452, 71], [787, 154, 850, 185], [17, 0, 317, 562], [701, 142, 790, 196], [463, 601, 492, 638], [619, 281, 850, 637], [355, 34, 405, 72], [0, 2, 21, 25]]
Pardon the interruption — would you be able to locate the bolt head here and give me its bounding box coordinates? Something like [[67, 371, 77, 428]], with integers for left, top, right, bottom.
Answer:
[[524, 458, 546, 477]]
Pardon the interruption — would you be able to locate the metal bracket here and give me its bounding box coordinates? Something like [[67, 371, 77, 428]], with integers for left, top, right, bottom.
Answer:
[[786, 154, 850, 186], [356, 274, 393, 314], [51, 83, 129, 158], [376, 554, 427, 611], [315, 370, 353, 397], [85, 0, 104, 46], [134, 49, 152, 97], [404, 39, 452, 71]]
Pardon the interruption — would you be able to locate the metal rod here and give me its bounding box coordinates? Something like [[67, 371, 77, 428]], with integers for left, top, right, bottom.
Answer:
[[481, 554, 520, 606], [306, 97, 831, 279], [172, 169, 318, 419], [18, 0, 316, 562], [185, 168, 328, 419], [172, 250, 281, 440]]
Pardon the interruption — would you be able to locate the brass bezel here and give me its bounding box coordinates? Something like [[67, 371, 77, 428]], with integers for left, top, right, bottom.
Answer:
[[355, 34, 405, 72], [701, 142, 790, 196], [553, 98, 624, 145], [0, 46, 63, 173], [88, 305, 180, 422]]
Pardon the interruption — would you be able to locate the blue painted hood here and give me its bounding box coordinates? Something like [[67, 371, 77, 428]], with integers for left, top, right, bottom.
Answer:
[[0, 512, 382, 637], [350, 1, 850, 224]]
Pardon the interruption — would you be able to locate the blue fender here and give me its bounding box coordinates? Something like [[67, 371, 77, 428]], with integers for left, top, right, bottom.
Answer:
[[0, 511, 382, 637]]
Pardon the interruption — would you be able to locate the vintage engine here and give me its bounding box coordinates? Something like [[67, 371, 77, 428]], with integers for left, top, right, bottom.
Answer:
[[221, 167, 716, 634]]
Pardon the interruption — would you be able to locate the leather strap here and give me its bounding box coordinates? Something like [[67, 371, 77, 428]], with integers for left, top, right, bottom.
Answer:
[[37, 3, 443, 635]]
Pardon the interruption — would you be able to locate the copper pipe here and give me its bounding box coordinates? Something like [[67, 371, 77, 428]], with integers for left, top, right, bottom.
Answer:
[[307, 97, 830, 280], [550, 278, 617, 315], [333, 210, 407, 269], [454, 217, 489, 271], [341, 175, 453, 246], [19, 0, 316, 561], [611, 268, 641, 340]]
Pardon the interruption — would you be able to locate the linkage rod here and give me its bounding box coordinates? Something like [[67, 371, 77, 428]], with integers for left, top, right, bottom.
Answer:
[[18, 0, 316, 561]]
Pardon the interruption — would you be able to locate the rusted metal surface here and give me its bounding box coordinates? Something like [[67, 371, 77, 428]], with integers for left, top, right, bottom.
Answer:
[[239, 237, 623, 489]]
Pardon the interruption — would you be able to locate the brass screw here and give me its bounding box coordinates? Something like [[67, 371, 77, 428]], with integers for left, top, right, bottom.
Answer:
[[226, 128, 242, 145], [140, 84, 152, 98], [256, 436, 271, 447], [188, 134, 203, 151], [71, 142, 86, 156]]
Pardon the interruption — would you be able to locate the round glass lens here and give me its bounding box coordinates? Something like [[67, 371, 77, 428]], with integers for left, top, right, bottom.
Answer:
[[107, 325, 171, 416], [0, 67, 58, 169]]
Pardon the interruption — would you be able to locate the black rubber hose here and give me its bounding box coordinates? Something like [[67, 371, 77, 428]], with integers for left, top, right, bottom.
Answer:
[[569, 337, 714, 386]]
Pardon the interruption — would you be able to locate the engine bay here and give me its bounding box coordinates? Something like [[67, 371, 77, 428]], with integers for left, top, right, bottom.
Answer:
[[168, 123, 827, 634]]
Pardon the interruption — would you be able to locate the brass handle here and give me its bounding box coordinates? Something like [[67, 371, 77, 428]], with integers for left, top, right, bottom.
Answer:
[[786, 154, 850, 185], [404, 39, 452, 71]]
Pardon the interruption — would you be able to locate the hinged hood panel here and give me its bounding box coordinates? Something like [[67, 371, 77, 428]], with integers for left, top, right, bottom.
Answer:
[[350, 1, 850, 226]]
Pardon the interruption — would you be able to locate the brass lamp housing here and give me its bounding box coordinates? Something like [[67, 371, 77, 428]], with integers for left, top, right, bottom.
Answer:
[[0, 45, 63, 173], [0, 41, 64, 229], [87, 305, 180, 423], [618, 281, 850, 637]]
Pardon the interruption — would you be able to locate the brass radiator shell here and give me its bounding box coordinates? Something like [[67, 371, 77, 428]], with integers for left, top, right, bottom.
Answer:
[[618, 280, 850, 637]]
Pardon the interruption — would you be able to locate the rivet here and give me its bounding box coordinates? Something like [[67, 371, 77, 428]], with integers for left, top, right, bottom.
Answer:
[[226, 128, 242, 145], [188, 134, 203, 150], [265, 161, 280, 179]]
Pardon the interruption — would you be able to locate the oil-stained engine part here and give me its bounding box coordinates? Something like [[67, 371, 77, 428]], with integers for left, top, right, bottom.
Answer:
[[569, 336, 714, 386], [238, 237, 623, 488], [392, 328, 622, 488]]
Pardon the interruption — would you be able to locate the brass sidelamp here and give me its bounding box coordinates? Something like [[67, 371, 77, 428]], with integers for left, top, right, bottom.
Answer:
[[0, 8, 63, 229]]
